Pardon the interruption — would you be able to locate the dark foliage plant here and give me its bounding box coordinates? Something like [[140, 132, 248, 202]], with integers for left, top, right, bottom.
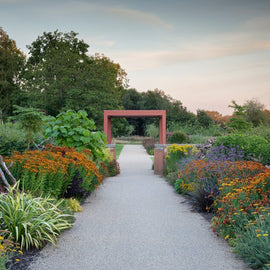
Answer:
[[63, 172, 90, 200], [188, 178, 220, 212]]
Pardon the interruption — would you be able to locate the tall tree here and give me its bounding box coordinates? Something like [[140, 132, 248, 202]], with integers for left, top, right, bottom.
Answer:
[[0, 27, 25, 121], [196, 109, 213, 127], [21, 31, 127, 129], [244, 99, 268, 126], [22, 30, 89, 115]]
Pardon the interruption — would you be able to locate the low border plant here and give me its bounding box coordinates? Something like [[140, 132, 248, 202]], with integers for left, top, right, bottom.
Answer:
[[0, 184, 73, 250]]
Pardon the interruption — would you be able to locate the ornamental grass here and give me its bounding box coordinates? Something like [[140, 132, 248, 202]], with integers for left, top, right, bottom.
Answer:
[[3, 145, 103, 200]]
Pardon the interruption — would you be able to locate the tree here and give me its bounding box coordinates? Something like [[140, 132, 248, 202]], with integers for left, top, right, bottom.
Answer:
[[0, 27, 25, 121], [263, 109, 270, 124], [227, 100, 252, 131], [244, 99, 268, 126], [21, 31, 127, 130], [196, 109, 213, 127], [121, 88, 196, 135], [21, 30, 89, 115], [122, 88, 143, 110], [12, 105, 44, 149]]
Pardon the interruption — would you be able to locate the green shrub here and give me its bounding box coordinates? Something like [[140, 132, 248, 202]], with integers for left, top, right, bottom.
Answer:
[[241, 125, 270, 142], [168, 131, 188, 144], [168, 122, 225, 137], [0, 122, 28, 156], [226, 117, 253, 131], [66, 198, 82, 212], [145, 124, 159, 138], [214, 134, 270, 165], [43, 110, 106, 160], [0, 184, 73, 250], [188, 134, 212, 144]]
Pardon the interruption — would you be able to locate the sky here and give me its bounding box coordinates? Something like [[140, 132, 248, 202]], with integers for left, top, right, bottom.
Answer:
[[1, 0, 270, 115]]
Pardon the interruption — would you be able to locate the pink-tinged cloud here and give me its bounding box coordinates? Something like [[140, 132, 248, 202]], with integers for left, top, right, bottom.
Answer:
[[107, 7, 172, 30], [107, 31, 270, 71]]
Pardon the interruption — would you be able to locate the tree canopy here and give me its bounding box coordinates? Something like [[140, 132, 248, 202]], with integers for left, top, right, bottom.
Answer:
[[20, 30, 127, 129], [0, 27, 25, 121]]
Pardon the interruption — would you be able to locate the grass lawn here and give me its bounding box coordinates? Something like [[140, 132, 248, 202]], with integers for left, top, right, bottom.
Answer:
[[115, 144, 124, 159]]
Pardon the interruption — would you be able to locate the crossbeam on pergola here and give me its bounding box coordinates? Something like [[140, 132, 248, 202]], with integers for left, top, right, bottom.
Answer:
[[103, 110, 166, 144]]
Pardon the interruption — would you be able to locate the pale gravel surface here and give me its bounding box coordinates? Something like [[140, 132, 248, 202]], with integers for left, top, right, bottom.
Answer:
[[29, 145, 249, 270]]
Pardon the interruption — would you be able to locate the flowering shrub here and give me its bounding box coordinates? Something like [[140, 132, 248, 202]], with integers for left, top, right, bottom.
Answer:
[[212, 168, 270, 269], [4, 145, 103, 200], [205, 144, 248, 161], [175, 160, 265, 211], [165, 144, 193, 172], [97, 148, 120, 177], [212, 168, 270, 237]]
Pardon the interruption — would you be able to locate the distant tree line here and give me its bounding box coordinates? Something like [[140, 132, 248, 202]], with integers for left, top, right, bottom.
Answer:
[[1, 27, 269, 135]]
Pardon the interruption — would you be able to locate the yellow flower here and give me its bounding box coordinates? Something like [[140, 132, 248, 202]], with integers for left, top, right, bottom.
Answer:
[[263, 234, 269, 237], [16, 259, 20, 262], [224, 235, 229, 240], [257, 234, 261, 237]]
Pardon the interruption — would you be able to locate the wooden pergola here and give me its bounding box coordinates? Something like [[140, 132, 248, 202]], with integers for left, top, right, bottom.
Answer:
[[103, 110, 166, 144]]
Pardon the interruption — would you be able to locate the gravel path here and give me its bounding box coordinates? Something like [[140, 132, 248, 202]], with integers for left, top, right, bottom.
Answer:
[[29, 145, 249, 270]]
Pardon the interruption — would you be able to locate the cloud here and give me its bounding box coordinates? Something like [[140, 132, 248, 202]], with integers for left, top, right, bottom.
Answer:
[[106, 19, 270, 71], [108, 39, 270, 71], [84, 37, 116, 48], [107, 7, 172, 30], [244, 16, 270, 30], [38, 1, 172, 30]]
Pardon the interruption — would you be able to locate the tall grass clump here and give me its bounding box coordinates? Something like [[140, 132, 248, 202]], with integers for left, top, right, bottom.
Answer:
[[0, 184, 73, 250]]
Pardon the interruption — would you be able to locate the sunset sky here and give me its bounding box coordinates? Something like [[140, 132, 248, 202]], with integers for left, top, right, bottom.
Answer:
[[1, 0, 270, 115]]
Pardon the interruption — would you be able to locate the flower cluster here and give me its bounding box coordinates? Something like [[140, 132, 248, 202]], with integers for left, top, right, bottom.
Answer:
[[205, 144, 249, 162], [212, 168, 270, 269], [165, 144, 194, 173], [174, 160, 265, 212], [4, 145, 103, 200], [212, 168, 270, 237], [166, 144, 193, 158]]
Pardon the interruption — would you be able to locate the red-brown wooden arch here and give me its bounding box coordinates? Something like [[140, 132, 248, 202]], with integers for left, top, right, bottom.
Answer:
[[104, 110, 166, 144]]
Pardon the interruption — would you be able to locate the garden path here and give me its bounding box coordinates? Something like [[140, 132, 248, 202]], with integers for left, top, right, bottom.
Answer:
[[29, 145, 249, 270]]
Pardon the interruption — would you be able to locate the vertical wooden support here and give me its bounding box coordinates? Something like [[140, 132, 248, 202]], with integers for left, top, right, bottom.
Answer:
[[104, 112, 112, 144], [154, 145, 166, 175]]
